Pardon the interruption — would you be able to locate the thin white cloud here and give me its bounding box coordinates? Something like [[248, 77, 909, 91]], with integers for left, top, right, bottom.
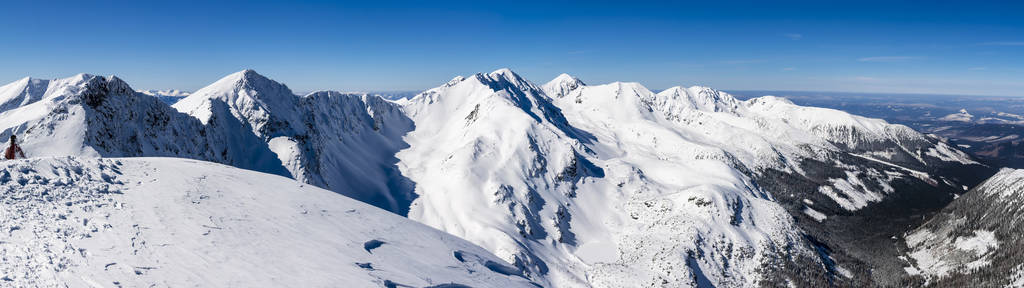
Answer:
[[978, 41, 1024, 46], [781, 67, 796, 71], [721, 59, 764, 65], [783, 33, 802, 40], [857, 56, 922, 62]]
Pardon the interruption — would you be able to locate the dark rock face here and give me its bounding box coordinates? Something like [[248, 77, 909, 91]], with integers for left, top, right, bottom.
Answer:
[[752, 137, 993, 286], [899, 169, 1024, 287]]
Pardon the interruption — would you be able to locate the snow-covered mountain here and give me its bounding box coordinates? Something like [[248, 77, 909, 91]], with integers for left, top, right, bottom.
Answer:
[[397, 69, 824, 287], [0, 157, 537, 287], [0, 70, 995, 287], [0, 73, 288, 176], [940, 109, 974, 122], [394, 69, 990, 287], [173, 70, 416, 214], [902, 168, 1024, 287], [574, 73, 989, 284]]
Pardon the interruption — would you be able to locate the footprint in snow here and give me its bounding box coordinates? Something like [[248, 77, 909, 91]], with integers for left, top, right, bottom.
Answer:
[[363, 240, 385, 253], [355, 262, 374, 270]]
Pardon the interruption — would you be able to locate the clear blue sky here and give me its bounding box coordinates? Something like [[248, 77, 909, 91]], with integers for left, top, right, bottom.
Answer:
[[1, 0, 1022, 96]]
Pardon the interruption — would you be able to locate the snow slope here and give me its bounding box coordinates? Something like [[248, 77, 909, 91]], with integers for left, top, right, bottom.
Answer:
[[398, 69, 824, 287], [395, 70, 985, 287], [173, 70, 416, 214], [543, 75, 987, 285], [0, 73, 289, 176], [0, 157, 537, 287], [903, 168, 1024, 286], [0, 71, 416, 216]]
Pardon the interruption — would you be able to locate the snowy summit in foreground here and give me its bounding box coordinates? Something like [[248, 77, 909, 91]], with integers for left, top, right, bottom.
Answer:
[[0, 157, 536, 287]]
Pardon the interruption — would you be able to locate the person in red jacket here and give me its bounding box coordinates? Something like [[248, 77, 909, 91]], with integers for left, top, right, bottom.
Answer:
[[5, 135, 26, 160]]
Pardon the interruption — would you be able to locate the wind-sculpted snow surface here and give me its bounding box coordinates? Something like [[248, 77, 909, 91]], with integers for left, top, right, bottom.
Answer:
[[0, 157, 537, 287]]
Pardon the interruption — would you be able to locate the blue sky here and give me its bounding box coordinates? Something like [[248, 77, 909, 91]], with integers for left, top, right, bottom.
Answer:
[[1, 0, 1022, 96]]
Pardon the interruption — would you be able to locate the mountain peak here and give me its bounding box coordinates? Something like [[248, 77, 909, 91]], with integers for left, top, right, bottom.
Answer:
[[444, 76, 465, 87], [939, 108, 974, 122], [172, 69, 298, 124], [189, 69, 293, 99], [652, 85, 740, 113], [0, 73, 136, 111], [240, 68, 261, 78], [553, 73, 580, 82], [221, 69, 271, 84], [745, 95, 795, 107], [482, 68, 530, 85], [11, 76, 33, 84], [542, 73, 585, 98], [72, 73, 96, 79], [488, 68, 518, 78], [453, 68, 537, 95]]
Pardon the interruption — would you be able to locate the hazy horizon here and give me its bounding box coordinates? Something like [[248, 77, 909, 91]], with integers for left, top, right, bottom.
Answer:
[[2, 0, 1022, 96]]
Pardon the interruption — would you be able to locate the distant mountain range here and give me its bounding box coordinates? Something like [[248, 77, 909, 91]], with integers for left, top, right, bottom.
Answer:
[[138, 89, 191, 105], [728, 90, 1024, 170]]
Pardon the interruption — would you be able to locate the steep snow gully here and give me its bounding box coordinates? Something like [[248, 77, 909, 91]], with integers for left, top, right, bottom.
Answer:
[[0, 69, 998, 287]]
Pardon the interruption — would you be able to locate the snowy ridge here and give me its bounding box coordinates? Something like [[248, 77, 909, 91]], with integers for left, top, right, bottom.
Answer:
[[398, 69, 824, 287], [545, 77, 838, 285], [654, 85, 742, 114], [0, 77, 50, 112], [173, 71, 416, 214], [902, 168, 1024, 285], [0, 73, 290, 177], [745, 95, 932, 153], [138, 89, 190, 97], [399, 69, 604, 286], [0, 157, 536, 287], [979, 168, 1024, 198], [174, 69, 303, 134], [397, 70, 982, 286]]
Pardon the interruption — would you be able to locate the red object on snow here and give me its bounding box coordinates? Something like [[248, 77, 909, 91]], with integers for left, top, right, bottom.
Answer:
[[5, 143, 25, 160]]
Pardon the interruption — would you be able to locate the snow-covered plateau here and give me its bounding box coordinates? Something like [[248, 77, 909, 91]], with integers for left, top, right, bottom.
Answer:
[[0, 69, 1001, 287]]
